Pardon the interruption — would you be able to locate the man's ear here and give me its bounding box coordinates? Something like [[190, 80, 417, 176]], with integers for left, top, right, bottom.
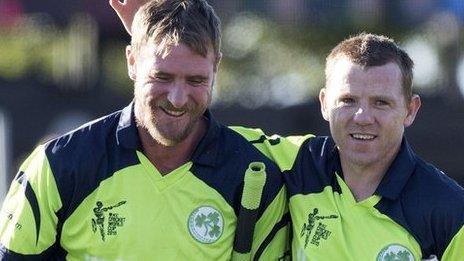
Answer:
[[404, 94, 421, 127], [126, 45, 137, 81], [319, 88, 330, 121], [213, 51, 222, 73]]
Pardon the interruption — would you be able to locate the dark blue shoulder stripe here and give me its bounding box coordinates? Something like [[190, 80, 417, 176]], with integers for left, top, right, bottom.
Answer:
[[15, 171, 40, 246], [285, 137, 342, 197], [44, 110, 140, 222], [190, 126, 284, 218], [253, 212, 291, 261], [375, 158, 464, 259]]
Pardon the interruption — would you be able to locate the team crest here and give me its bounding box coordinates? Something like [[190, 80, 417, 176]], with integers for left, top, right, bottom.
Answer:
[[377, 244, 415, 261], [188, 206, 224, 244]]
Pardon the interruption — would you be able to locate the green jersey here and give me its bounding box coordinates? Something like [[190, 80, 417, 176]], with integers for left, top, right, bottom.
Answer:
[[233, 128, 464, 261], [289, 137, 463, 260], [0, 104, 290, 260]]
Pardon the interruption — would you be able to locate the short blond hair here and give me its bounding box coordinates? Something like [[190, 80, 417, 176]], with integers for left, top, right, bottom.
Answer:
[[131, 0, 221, 65]]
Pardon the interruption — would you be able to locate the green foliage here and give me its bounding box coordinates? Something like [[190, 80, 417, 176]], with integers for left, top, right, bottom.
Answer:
[[0, 34, 28, 80], [216, 13, 324, 108], [0, 16, 54, 81], [101, 42, 133, 96], [2, 6, 460, 102], [0, 14, 98, 91]]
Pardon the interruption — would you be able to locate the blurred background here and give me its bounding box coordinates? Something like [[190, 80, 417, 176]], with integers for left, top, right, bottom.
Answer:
[[0, 0, 463, 204]]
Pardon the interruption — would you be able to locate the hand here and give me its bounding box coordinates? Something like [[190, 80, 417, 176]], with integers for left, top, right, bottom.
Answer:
[[109, 0, 149, 36]]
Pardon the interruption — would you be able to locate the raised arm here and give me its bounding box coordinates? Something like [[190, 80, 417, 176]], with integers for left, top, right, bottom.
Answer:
[[109, 0, 149, 35]]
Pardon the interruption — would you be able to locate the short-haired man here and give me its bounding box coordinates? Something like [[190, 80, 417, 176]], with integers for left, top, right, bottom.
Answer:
[[0, 1, 290, 259], [281, 33, 464, 260]]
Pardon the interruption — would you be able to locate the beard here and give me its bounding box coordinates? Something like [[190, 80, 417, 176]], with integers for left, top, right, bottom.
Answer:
[[134, 96, 208, 147]]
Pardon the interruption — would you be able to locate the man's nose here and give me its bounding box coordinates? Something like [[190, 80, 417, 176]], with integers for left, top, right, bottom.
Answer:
[[167, 82, 188, 109], [353, 106, 374, 125]]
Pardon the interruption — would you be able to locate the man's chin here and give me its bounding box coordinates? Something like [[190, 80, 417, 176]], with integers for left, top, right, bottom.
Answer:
[[159, 136, 186, 147], [346, 155, 382, 168], [148, 128, 189, 147]]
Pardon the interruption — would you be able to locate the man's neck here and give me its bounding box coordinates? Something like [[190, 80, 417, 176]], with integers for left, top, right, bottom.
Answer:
[[340, 157, 392, 202], [138, 118, 207, 175]]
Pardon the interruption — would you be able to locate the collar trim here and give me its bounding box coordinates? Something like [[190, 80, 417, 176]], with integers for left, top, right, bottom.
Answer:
[[116, 102, 141, 150], [327, 137, 416, 200]]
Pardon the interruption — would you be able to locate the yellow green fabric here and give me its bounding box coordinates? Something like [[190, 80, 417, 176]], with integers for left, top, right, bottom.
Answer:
[[230, 126, 311, 172], [235, 133, 464, 260], [1, 145, 289, 260], [290, 175, 422, 260], [0, 146, 62, 254], [441, 225, 464, 261]]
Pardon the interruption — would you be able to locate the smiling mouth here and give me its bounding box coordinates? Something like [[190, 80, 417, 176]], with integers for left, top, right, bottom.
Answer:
[[350, 133, 376, 140], [161, 108, 186, 117]]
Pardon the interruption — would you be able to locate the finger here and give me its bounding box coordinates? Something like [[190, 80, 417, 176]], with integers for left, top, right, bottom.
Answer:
[[109, 0, 124, 9]]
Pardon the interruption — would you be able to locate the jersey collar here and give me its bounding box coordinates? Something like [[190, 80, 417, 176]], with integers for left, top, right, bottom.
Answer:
[[189, 109, 221, 167], [116, 102, 142, 150], [116, 102, 220, 167], [327, 137, 417, 200], [374, 138, 417, 200]]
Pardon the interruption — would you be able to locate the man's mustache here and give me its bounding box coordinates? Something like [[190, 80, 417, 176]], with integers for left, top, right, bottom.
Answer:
[[151, 100, 197, 112]]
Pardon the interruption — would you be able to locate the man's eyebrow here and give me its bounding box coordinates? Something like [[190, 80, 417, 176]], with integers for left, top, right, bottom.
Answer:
[[148, 70, 171, 76], [372, 95, 394, 101], [337, 92, 355, 98], [187, 75, 209, 80]]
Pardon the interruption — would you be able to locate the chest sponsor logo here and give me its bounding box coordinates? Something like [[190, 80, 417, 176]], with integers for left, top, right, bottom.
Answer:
[[188, 206, 224, 244], [91, 200, 127, 242], [300, 208, 338, 248], [377, 244, 414, 261]]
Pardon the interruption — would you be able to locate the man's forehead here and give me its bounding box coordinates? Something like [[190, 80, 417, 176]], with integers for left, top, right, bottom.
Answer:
[[139, 39, 210, 55], [136, 43, 214, 76], [329, 57, 402, 86]]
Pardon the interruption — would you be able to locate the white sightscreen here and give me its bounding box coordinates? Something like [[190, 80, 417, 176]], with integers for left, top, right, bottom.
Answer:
[[0, 110, 10, 205]]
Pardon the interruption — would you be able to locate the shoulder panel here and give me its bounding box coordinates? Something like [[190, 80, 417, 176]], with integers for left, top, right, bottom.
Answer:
[[44, 110, 140, 222], [191, 126, 284, 217], [284, 136, 342, 198], [441, 225, 464, 260], [230, 126, 313, 172], [191, 125, 292, 259], [375, 158, 464, 259], [0, 145, 64, 256]]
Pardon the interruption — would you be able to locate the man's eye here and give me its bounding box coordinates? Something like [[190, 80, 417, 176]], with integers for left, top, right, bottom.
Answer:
[[188, 79, 206, 86], [339, 98, 355, 105], [155, 76, 170, 82], [375, 100, 389, 106]]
